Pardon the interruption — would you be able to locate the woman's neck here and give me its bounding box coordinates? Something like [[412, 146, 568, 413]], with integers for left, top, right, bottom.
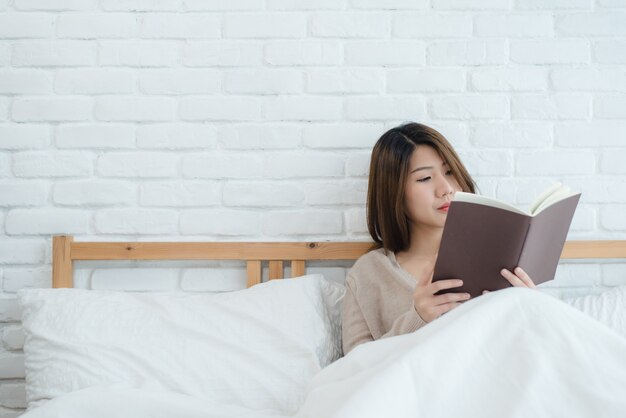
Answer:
[[401, 225, 443, 261]]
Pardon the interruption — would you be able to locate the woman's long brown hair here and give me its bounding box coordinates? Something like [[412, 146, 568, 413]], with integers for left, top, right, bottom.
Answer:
[[367, 123, 477, 253]]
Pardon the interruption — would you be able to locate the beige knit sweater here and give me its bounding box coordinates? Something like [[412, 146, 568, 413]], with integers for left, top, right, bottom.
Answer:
[[342, 247, 428, 355]]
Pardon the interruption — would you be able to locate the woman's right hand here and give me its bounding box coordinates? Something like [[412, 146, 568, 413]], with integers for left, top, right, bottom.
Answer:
[[412, 273, 470, 323]]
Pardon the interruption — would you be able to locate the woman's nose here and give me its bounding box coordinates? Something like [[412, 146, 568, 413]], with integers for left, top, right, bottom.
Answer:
[[437, 179, 454, 197]]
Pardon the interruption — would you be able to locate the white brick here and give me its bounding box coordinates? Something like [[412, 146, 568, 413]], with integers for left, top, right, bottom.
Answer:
[[601, 150, 626, 174], [17, 0, 95, 9], [552, 68, 626, 92], [458, 150, 512, 176], [306, 69, 384, 94], [58, 13, 138, 39], [516, 0, 592, 9], [56, 124, 135, 148], [595, 41, 626, 64], [602, 264, 626, 286], [387, 69, 464, 93], [264, 152, 344, 178], [428, 40, 506, 65], [54, 180, 137, 205], [0, 125, 50, 149], [0, 14, 54, 38], [262, 210, 343, 235], [0, 353, 24, 379], [0, 153, 9, 177], [516, 151, 595, 176], [265, 97, 342, 121], [555, 122, 626, 146], [494, 178, 565, 205], [181, 267, 247, 292], [601, 205, 626, 230], [184, 42, 263, 67], [431, 96, 508, 120], [95, 209, 178, 234], [6, 209, 90, 234], [345, 41, 425, 66], [179, 97, 261, 121], [427, 123, 470, 148], [265, 41, 342, 66], [268, 0, 347, 9], [224, 13, 306, 38], [55, 69, 134, 94], [346, 96, 426, 120], [470, 68, 548, 92], [0, 239, 45, 264], [352, 0, 428, 8], [91, 268, 178, 291], [13, 151, 93, 177], [303, 123, 381, 149], [311, 12, 389, 38], [0, 98, 8, 122], [217, 124, 301, 150], [575, 178, 626, 203], [346, 208, 367, 234], [552, 263, 601, 286], [556, 13, 626, 36], [394, 14, 472, 38], [185, 0, 265, 10], [0, 182, 48, 206], [1, 325, 25, 350], [12, 97, 92, 122], [568, 205, 595, 232], [180, 209, 260, 235], [137, 124, 217, 149], [225, 69, 302, 94], [432, 0, 510, 9], [306, 181, 367, 205], [472, 123, 552, 148], [598, 0, 626, 6], [96, 97, 175, 121], [139, 70, 220, 94], [594, 96, 626, 119], [511, 94, 590, 120], [101, 0, 181, 11], [97, 152, 178, 178], [140, 182, 221, 206], [141, 14, 220, 39], [223, 182, 304, 207], [510, 40, 589, 64], [0, 70, 51, 94], [12, 41, 97, 67], [0, 383, 26, 409], [100, 41, 179, 67], [474, 14, 553, 37], [0, 42, 9, 66], [182, 154, 262, 179]]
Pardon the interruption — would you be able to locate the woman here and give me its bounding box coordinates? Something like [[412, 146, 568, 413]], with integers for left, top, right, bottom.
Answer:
[[342, 122, 537, 355]]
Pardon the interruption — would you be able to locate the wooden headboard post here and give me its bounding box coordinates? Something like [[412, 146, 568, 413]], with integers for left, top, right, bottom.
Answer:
[[53, 235, 74, 288], [50, 236, 626, 289]]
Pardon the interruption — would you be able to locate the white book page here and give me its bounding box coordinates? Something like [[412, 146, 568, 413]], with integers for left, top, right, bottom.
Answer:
[[452, 192, 528, 216], [528, 182, 563, 215], [532, 187, 578, 215]]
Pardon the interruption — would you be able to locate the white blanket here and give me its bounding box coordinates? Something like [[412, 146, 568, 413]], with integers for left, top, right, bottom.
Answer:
[[21, 288, 626, 418]]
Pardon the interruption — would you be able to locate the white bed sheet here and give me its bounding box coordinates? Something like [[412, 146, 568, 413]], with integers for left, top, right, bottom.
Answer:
[[21, 288, 626, 418]]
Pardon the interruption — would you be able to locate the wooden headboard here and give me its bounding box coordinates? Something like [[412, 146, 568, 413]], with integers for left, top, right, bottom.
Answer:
[[52, 235, 626, 289]]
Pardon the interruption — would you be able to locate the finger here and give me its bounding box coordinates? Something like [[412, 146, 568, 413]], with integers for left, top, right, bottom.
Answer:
[[500, 268, 525, 287], [513, 266, 536, 288], [434, 302, 462, 317], [434, 292, 470, 306], [482, 290, 490, 295], [430, 279, 464, 292]]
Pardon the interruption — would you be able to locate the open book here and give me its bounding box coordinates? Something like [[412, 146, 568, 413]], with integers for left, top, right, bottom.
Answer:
[[432, 183, 581, 298]]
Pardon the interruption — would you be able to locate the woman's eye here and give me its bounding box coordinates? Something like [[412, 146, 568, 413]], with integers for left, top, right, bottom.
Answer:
[[445, 170, 453, 176], [417, 177, 431, 182]]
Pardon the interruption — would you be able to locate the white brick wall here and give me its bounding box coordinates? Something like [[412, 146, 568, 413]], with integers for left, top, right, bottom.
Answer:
[[1, 2, 626, 414]]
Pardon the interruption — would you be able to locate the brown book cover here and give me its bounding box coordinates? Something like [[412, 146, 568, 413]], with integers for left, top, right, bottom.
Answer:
[[432, 184, 581, 298]]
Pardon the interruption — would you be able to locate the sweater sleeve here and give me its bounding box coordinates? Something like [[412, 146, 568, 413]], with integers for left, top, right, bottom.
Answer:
[[342, 273, 428, 355]]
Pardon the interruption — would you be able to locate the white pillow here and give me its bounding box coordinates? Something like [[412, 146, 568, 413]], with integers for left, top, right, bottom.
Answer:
[[18, 274, 345, 414], [561, 285, 626, 339]]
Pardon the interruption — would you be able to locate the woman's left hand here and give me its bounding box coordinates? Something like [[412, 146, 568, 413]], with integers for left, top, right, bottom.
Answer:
[[500, 266, 536, 289], [482, 266, 536, 295]]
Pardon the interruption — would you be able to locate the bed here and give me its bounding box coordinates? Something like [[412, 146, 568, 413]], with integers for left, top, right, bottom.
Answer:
[[16, 236, 626, 418]]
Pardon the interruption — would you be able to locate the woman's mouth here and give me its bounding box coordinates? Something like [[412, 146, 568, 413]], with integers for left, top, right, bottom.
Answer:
[[438, 204, 450, 212]]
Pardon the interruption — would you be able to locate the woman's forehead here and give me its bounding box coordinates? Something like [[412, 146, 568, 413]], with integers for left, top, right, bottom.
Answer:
[[410, 145, 447, 167]]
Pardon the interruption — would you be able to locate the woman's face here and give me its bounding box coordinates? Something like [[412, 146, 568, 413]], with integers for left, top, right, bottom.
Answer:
[[404, 145, 461, 229]]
